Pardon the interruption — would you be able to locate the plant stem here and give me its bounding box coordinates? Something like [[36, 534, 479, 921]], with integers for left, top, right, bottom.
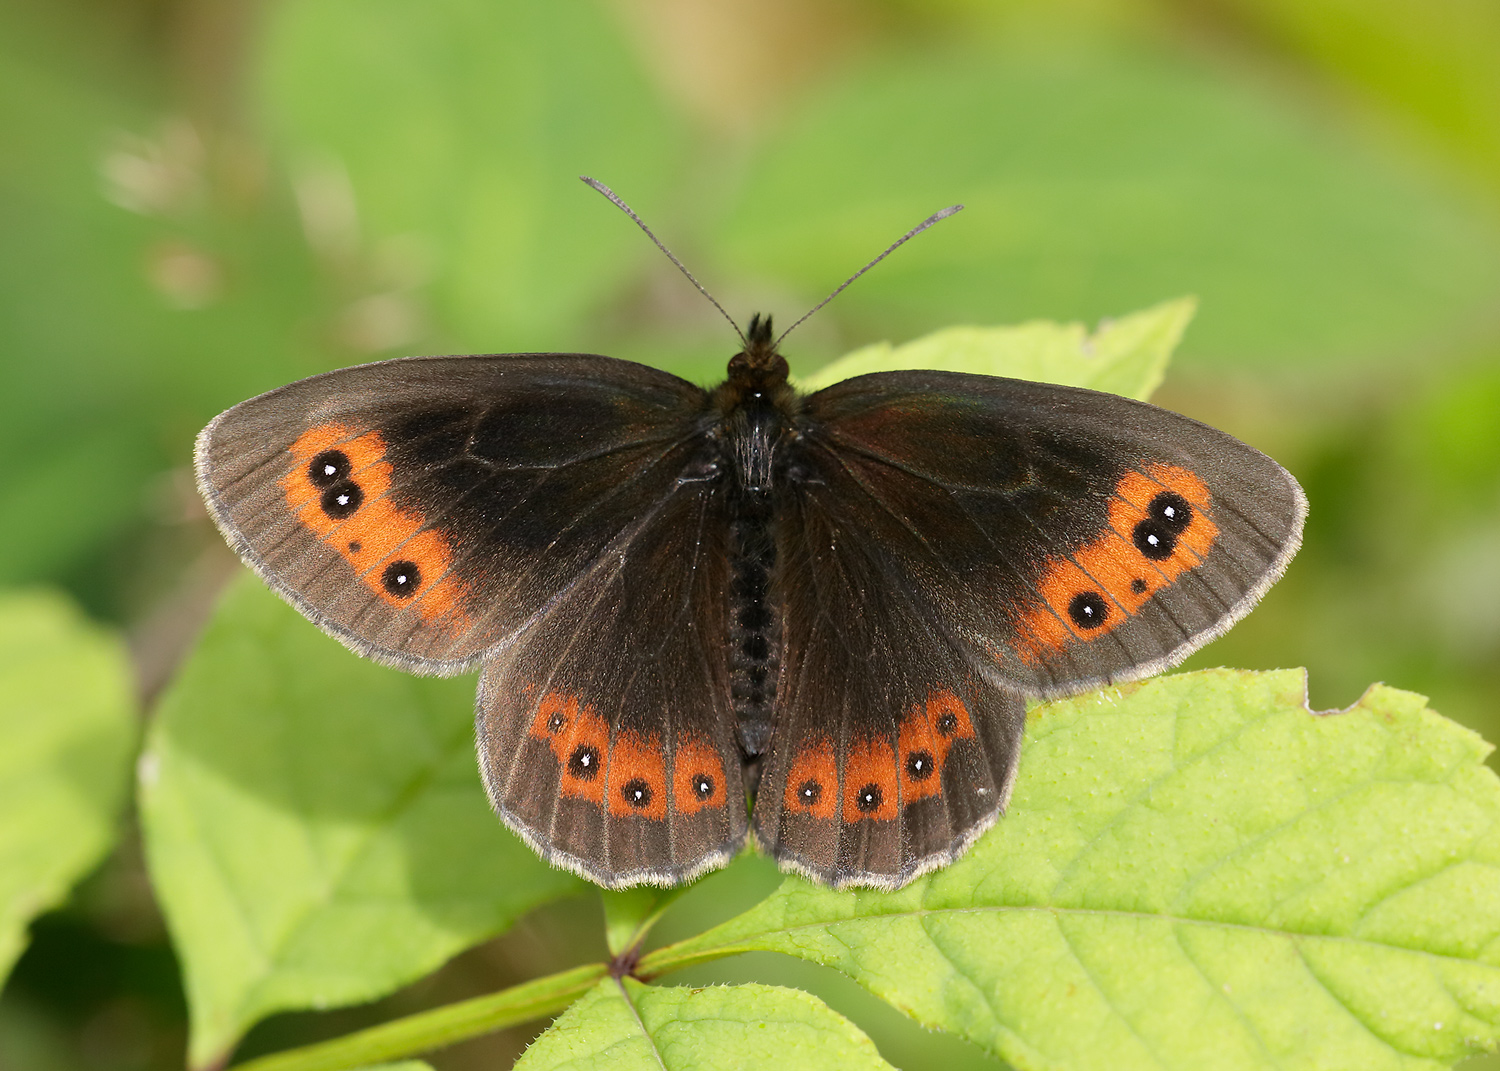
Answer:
[[635, 935, 755, 981], [632, 901, 779, 981], [228, 963, 609, 1071]]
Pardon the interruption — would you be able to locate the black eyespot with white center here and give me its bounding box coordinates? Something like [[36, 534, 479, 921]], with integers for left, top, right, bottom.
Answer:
[[382, 560, 421, 598], [546, 711, 566, 734], [568, 745, 600, 780], [935, 712, 958, 738], [320, 481, 363, 519], [905, 750, 935, 782], [309, 450, 350, 488], [1068, 590, 1109, 629], [621, 778, 652, 809], [693, 774, 715, 800], [1132, 518, 1178, 560], [855, 783, 883, 813], [798, 779, 823, 806], [1150, 491, 1193, 533]]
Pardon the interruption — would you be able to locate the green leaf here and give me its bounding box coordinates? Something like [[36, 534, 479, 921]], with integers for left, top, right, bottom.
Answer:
[[644, 669, 1500, 1071], [714, 44, 1500, 373], [141, 574, 582, 1069], [257, 0, 687, 352], [517, 979, 897, 1071], [797, 296, 1192, 398], [0, 590, 137, 982], [602, 888, 686, 959]]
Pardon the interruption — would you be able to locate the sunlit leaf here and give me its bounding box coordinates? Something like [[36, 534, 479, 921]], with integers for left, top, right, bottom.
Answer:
[[649, 670, 1500, 1071], [517, 979, 896, 1071], [798, 295, 1191, 398], [141, 575, 582, 1069], [0, 590, 136, 981]]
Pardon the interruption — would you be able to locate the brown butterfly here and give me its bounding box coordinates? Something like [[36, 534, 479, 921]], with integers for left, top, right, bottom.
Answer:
[[196, 182, 1304, 889]]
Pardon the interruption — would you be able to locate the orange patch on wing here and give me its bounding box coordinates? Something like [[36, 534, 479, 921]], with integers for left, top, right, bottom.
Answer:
[[281, 423, 469, 627], [532, 691, 608, 804], [672, 737, 727, 816], [530, 690, 576, 746], [925, 690, 976, 753], [607, 731, 667, 821], [897, 703, 942, 801], [895, 689, 976, 803], [1016, 463, 1218, 661], [842, 735, 899, 823], [784, 741, 837, 820]]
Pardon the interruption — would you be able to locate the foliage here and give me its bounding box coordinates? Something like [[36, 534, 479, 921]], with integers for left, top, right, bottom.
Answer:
[[0, 593, 137, 979], [711, 42, 1500, 373], [146, 304, 1178, 1064], [645, 671, 1500, 1071], [797, 295, 1193, 397], [257, 0, 688, 352], [200, 657, 1500, 1071], [141, 577, 581, 1068], [74, 309, 1500, 1070], [515, 981, 895, 1071]]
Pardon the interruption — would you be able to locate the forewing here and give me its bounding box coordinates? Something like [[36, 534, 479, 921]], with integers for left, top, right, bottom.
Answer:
[[476, 468, 748, 888], [797, 370, 1306, 697], [196, 354, 711, 673]]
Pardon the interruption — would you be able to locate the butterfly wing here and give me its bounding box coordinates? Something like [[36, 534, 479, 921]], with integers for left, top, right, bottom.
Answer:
[[196, 354, 714, 674], [752, 477, 1027, 888], [794, 370, 1305, 696], [475, 467, 748, 887], [199, 352, 746, 886], [754, 370, 1304, 886]]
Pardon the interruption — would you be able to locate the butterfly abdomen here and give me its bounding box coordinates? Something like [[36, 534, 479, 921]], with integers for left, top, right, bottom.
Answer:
[[728, 490, 780, 759], [723, 410, 781, 763]]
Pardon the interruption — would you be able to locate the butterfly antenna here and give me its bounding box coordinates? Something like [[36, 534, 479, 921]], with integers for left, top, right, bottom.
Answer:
[[581, 176, 748, 348], [774, 204, 963, 348]]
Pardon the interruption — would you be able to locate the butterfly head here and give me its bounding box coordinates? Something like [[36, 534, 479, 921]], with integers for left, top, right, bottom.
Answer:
[[726, 312, 790, 391]]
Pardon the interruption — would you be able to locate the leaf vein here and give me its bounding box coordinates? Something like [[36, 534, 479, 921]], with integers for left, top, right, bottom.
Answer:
[[615, 978, 669, 1071], [696, 902, 1500, 972], [1169, 919, 1283, 1069], [1290, 938, 1403, 1053], [1055, 917, 1167, 1068]]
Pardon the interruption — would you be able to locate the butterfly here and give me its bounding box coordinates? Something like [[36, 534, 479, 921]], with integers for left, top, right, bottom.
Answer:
[[195, 186, 1305, 891]]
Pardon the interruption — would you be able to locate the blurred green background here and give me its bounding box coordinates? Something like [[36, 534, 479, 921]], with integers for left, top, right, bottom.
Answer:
[[2, 0, 1499, 1067]]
